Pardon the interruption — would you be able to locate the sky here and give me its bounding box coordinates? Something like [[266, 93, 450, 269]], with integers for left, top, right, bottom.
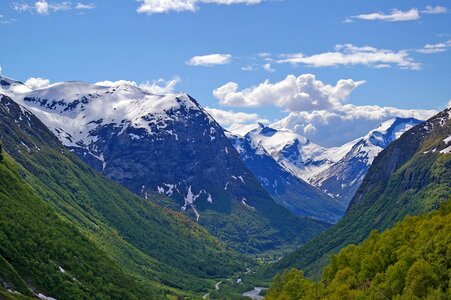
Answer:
[[0, 0, 450, 146]]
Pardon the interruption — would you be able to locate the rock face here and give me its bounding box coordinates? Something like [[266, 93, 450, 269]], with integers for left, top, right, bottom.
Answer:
[[1, 76, 328, 254], [227, 128, 345, 224]]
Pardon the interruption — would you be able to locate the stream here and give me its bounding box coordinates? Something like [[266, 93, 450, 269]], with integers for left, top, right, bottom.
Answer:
[[242, 287, 265, 300]]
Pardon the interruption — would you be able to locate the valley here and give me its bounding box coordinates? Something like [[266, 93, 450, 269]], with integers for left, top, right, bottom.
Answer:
[[1, 1, 449, 299], [0, 78, 449, 300]]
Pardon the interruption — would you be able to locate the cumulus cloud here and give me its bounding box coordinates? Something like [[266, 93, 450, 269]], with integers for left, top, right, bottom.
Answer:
[[12, 1, 94, 15], [95, 77, 181, 94], [213, 74, 438, 146], [276, 44, 421, 70], [35, 1, 50, 14], [205, 107, 264, 126], [186, 54, 232, 66], [271, 105, 437, 147], [137, 0, 263, 14], [25, 77, 51, 89], [213, 74, 365, 112]]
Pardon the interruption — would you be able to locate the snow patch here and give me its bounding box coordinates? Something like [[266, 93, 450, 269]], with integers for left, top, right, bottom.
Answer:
[[440, 146, 451, 154], [37, 293, 57, 300], [241, 198, 255, 209]]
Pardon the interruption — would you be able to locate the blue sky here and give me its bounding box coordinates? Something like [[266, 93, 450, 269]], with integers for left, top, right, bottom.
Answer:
[[0, 0, 450, 146]]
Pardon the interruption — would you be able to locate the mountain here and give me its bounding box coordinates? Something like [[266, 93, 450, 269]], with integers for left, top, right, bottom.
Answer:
[[0, 148, 152, 299], [1, 76, 328, 254], [0, 94, 246, 298], [255, 108, 450, 280], [310, 117, 422, 205], [265, 201, 451, 299], [227, 127, 345, 224], [235, 118, 422, 206]]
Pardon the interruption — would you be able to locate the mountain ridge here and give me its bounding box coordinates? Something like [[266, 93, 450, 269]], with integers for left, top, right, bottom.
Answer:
[[0, 94, 247, 298], [227, 130, 345, 224], [233, 117, 423, 206], [1, 77, 329, 254]]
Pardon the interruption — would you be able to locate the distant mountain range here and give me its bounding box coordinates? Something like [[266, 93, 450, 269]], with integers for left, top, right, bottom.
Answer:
[[227, 127, 345, 224], [0, 76, 328, 254], [231, 117, 422, 208]]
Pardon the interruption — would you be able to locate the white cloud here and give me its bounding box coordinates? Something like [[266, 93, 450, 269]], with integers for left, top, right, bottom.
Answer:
[[213, 74, 438, 146], [263, 63, 275, 73], [205, 107, 263, 126], [202, 0, 262, 3], [25, 77, 51, 89], [276, 44, 421, 70], [137, 0, 198, 14], [75, 3, 95, 10], [13, 1, 94, 15], [140, 76, 182, 94], [137, 0, 263, 14], [350, 8, 420, 22], [213, 74, 365, 112], [35, 1, 49, 14], [422, 5, 447, 14], [258, 52, 271, 58], [95, 80, 138, 87], [348, 6, 447, 23], [95, 77, 181, 94], [271, 104, 437, 147], [186, 54, 232, 66], [0, 15, 16, 24], [416, 40, 451, 54], [242, 65, 257, 72]]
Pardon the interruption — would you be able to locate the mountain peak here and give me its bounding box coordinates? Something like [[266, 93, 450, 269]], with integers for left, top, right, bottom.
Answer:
[[0, 75, 32, 94]]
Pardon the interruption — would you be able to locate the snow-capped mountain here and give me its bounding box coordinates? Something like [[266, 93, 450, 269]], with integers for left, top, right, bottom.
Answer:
[[0, 76, 242, 211], [310, 117, 422, 204], [0, 75, 328, 253], [234, 118, 422, 206], [227, 127, 345, 223]]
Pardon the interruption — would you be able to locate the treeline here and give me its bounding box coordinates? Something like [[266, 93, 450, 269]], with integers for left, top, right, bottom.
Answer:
[[266, 201, 451, 299]]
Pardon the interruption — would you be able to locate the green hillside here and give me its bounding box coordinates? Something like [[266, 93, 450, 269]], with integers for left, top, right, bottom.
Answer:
[[0, 94, 245, 298], [256, 108, 451, 281], [266, 200, 451, 299], [0, 153, 156, 299]]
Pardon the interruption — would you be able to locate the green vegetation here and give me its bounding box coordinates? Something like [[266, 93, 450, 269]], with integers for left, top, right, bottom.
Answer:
[[266, 201, 451, 299], [0, 154, 155, 299], [0, 95, 245, 298], [257, 109, 451, 280], [150, 171, 330, 255]]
